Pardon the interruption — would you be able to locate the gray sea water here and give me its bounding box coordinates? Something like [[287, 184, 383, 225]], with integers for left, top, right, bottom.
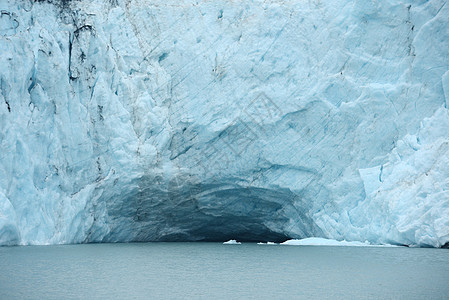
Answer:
[[0, 243, 448, 299]]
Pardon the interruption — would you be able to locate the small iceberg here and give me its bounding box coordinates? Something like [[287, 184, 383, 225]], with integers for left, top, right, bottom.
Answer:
[[223, 239, 241, 245], [281, 237, 399, 247], [257, 242, 277, 245]]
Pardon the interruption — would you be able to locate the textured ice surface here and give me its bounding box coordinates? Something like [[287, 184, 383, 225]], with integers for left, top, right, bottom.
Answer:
[[0, 0, 448, 246]]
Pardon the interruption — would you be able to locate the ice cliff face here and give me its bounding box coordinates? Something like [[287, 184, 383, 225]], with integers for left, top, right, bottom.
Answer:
[[0, 0, 448, 247]]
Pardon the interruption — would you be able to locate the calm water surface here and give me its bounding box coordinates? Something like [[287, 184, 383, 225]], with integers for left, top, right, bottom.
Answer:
[[0, 243, 448, 299]]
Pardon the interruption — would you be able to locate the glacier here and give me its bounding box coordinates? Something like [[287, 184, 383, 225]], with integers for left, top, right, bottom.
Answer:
[[0, 0, 448, 247]]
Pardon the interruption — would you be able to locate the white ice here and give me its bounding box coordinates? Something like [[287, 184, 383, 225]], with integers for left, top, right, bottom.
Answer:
[[223, 240, 241, 245], [281, 238, 398, 247]]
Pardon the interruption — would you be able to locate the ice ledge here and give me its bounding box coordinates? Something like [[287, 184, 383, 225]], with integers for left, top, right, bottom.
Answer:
[[281, 238, 400, 247]]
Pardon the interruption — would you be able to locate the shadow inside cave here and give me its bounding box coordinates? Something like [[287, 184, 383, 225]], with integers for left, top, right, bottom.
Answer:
[[94, 175, 318, 243]]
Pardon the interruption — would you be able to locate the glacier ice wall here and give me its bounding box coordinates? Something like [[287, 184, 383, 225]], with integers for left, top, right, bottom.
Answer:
[[0, 0, 448, 246]]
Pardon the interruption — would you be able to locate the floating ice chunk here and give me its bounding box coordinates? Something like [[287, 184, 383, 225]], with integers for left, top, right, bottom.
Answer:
[[223, 240, 241, 245], [257, 242, 277, 245]]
